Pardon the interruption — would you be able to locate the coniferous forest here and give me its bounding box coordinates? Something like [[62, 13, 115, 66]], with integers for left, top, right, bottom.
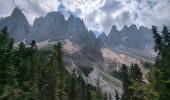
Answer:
[[0, 25, 170, 100]]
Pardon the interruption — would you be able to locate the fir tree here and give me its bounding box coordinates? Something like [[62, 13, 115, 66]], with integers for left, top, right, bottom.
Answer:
[[115, 90, 119, 100], [29, 40, 39, 99], [121, 64, 131, 100], [150, 26, 170, 99], [130, 64, 143, 82], [51, 42, 67, 100], [0, 27, 19, 99]]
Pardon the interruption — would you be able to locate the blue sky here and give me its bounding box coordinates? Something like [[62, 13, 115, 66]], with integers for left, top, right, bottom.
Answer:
[[0, 0, 170, 34]]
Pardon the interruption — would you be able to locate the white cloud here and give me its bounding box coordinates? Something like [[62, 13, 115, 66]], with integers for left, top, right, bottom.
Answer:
[[0, 0, 15, 17], [14, 0, 60, 24], [0, 0, 170, 34]]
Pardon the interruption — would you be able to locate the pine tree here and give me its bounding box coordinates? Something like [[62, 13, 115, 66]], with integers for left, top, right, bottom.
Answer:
[[0, 27, 19, 99], [68, 71, 76, 100], [120, 64, 128, 80], [91, 78, 106, 100], [109, 93, 112, 100], [51, 42, 67, 100], [115, 90, 119, 100], [75, 83, 83, 100], [29, 40, 39, 99], [130, 64, 143, 82], [149, 26, 170, 99], [152, 26, 163, 59], [162, 25, 170, 46], [121, 64, 131, 100]]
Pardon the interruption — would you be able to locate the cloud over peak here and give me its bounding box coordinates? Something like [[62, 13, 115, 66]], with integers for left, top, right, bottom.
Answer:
[[0, 0, 170, 34]]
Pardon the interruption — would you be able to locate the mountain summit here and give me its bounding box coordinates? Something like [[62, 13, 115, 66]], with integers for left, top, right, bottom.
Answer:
[[0, 7, 32, 41]]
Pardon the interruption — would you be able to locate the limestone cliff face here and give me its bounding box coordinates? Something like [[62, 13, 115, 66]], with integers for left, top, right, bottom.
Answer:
[[98, 24, 153, 49], [0, 7, 33, 41]]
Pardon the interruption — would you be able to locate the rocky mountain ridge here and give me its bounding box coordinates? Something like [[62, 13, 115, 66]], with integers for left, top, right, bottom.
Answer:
[[98, 24, 153, 49], [0, 7, 154, 50]]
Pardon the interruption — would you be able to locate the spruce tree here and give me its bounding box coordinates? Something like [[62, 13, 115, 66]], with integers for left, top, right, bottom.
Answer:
[[29, 40, 39, 99], [149, 26, 170, 99], [51, 42, 67, 100], [115, 90, 119, 100], [0, 27, 19, 99], [130, 64, 143, 82], [121, 64, 131, 100]]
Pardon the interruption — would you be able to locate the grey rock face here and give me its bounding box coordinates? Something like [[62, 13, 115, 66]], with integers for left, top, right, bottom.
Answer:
[[107, 25, 121, 47], [120, 24, 153, 48], [33, 12, 66, 41], [0, 7, 153, 50], [0, 7, 33, 41], [0, 7, 96, 44], [98, 24, 153, 49], [98, 32, 107, 46], [32, 12, 94, 43]]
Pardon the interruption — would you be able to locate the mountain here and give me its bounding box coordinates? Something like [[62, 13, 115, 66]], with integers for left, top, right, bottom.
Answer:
[[0, 7, 155, 100], [97, 24, 155, 60], [33, 12, 66, 41], [98, 32, 107, 46], [0, 7, 153, 50], [0, 7, 32, 41], [32, 12, 95, 44], [98, 24, 153, 49], [107, 25, 121, 47]]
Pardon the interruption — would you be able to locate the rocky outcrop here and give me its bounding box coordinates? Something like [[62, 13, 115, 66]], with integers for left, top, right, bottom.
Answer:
[[107, 25, 121, 47], [0, 7, 33, 41], [98, 24, 153, 49]]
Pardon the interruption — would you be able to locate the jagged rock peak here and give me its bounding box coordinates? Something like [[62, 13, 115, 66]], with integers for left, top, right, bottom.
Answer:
[[68, 15, 76, 21], [111, 25, 118, 31], [123, 25, 128, 29], [129, 24, 138, 30], [46, 11, 64, 18], [67, 14, 86, 31], [67, 15, 84, 23], [139, 26, 150, 30], [99, 32, 107, 38], [11, 7, 24, 17]]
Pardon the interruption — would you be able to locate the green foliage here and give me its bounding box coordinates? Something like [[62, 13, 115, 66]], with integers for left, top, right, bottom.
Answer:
[[91, 78, 107, 100], [112, 64, 129, 81], [148, 26, 170, 100], [115, 90, 120, 100], [130, 64, 143, 82], [0, 26, 19, 100], [141, 61, 153, 69], [120, 63, 146, 100], [50, 43, 67, 100]]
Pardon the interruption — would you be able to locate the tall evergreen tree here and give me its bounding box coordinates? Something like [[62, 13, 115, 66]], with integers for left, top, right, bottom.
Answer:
[[149, 26, 170, 100], [121, 64, 131, 100], [152, 26, 163, 59], [115, 90, 119, 100], [130, 64, 143, 82], [29, 40, 39, 99], [0, 27, 19, 99], [51, 42, 67, 100]]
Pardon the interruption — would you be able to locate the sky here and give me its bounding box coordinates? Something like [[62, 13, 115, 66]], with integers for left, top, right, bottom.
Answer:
[[0, 0, 170, 34]]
